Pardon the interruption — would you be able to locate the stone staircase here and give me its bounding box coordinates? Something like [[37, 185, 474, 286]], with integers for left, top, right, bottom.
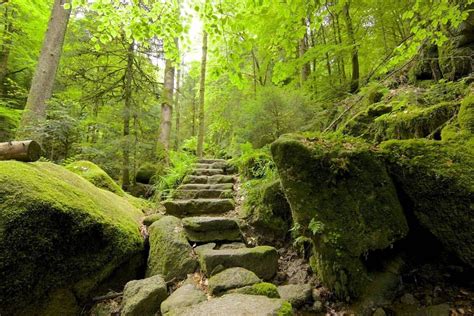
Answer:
[[119, 159, 299, 315]]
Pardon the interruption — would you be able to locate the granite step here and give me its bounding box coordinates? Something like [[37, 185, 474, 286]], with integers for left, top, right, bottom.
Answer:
[[178, 183, 234, 191], [191, 168, 224, 176], [163, 198, 235, 217], [183, 175, 235, 185], [173, 189, 233, 199], [182, 216, 241, 243]]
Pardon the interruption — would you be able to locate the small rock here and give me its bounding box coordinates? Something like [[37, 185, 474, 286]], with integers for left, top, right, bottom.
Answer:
[[194, 243, 216, 255], [312, 288, 322, 301], [142, 213, 163, 227], [373, 307, 386, 316], [121, 275, 168, 316], [313, 300, 324, 313], [208, 267, 260, 295], [220, 242, 246, 250], [160, 284, 207, 314], [400, 293, 417, 305], [228, 282, 280, 298], [277, 284, 312, 308]]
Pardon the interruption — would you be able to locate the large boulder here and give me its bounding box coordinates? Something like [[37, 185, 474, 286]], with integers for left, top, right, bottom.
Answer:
[[0, 161, 144, 315], [66, 160, 125, 196], [271, 134, 408, 298], [381, 139, 474, 267], [166, 294, 292, 316], [146, 216, 198, 281], [121, 275, 168, 316]]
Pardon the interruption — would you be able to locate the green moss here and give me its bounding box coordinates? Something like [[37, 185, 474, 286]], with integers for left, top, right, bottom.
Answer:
[[277, 301, 293, 316], [381, 139, 474, 267], [271, 134, 408, 298], [373, 101, 460, 141], [66, 160, 125, 196], [458, 94, 474, 133], [135, 162, 164, 184], [0, 105, 22, 142], [340, 103, 392, 140], [0, 161, 144, 314], [243, 179, 292, 240], [251, 282, 280, 298]]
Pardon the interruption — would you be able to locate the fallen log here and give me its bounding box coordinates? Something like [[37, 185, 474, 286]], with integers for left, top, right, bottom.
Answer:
[[0, 140, 42, 162]]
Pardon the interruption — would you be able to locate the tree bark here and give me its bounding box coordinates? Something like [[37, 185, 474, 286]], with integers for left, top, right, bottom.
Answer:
[[197, 30, 208, 158], [122, 42, 134, 190], [158, 59, 175, 151], [299, 19, 310, 85], [174, 65, 181, 150], [0, 140, 42, 162], [17, 0, 71, 141], [343, 1, 360, 93], [0, 3, 12, 96]]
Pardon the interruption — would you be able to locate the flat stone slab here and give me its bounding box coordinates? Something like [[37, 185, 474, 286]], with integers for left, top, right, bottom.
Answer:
[[192, 168, 224, 176], [198, 158, 227, 164], [163, 199, 235, 217], [198, 246, 279, 280], [161, 284, 207, 314], [179, 183, 234, 191], [182, 217, 241, 242], [208, 267, 260, 295], [173, 189, 233, 199], [183, 175, 235, 185], [277, 284, 312, 307], [166, 294, 291, 316]]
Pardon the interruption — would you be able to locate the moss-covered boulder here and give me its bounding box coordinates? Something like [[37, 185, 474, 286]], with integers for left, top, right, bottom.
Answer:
[[208, 267, 261, 296], [160, 284, 207, 314], [229, 282, 280, 298], [135, 162, 163, 184], [458, 94, 474, 134], [381, 139, 474, 267], [0, 105, 21, 142], [146, 216, 198, 281], [0, 161, 144, 315], [243, 179, 292, 240], [271, 134, 408, 298], [66, 160, 125, 196]]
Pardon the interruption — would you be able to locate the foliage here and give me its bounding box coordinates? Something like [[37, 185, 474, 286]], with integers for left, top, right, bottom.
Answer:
[[154, 150, 197, 200]]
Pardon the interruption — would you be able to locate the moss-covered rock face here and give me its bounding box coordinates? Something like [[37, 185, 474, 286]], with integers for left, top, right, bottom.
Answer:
[[458, 94, 474, 134], [243, 179, 292, 240], [66, 160, 125, 196], [0, 105, 21, 142], [381, 139, 474, 267], [271, 134, 408, 298], [0, 161, 144, 315], [135, 162, 164, 184]]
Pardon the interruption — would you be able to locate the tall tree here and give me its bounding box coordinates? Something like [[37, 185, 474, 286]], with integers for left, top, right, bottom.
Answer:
[[174, 64, 181, 150], [122, 42, 134, 190], [158, 58, 175, 151], [343, 0, 359, 93], [196, 29, 208, 158], [17, 0, 71, 140]]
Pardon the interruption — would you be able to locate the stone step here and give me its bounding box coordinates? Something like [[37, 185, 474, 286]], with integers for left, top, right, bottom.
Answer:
[[179, 183, 234, 191], [173, 189, 233, 199], [183, 175, 235, 185], [191, 168, 224, 176], [166, 293, 289, 316], [182, 217, 241, 243], [197, 245, 279, 280], [198, 158, 227, 164], [163, 199, 235, 217]]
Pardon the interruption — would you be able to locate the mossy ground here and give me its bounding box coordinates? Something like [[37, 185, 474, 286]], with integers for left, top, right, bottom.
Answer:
[[271, 133, 408, 298], [66, 160, 125, 196], [0, 161, 144, 314]]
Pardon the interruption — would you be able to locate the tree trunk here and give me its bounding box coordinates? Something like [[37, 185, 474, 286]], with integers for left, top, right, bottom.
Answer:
[[321, 25, 332, 78], [174, 65, 181, 150], [158, 58, 175, 151], [197, 30, 208, 158], [0, 4, 12, 97], [299, 19, 310, 84], [343, 1, 360, 93], [122, 43, 134, 190], [17, 0, 71, 141], [0, 140, 42, 162]]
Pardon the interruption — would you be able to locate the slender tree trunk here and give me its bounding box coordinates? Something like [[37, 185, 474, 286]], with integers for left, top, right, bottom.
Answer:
[[0, 4, 12, 97], [17, 0, 71, 141], [174, 66, 181, 150], [159, 58, 175, 151], [299, 18, 310, 85], [321, 25, 332, 78], [196, 30, 208, 158], [343, 1, 359, 93], [191, 97, 196, 137], [122, 43, 134, 190]]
